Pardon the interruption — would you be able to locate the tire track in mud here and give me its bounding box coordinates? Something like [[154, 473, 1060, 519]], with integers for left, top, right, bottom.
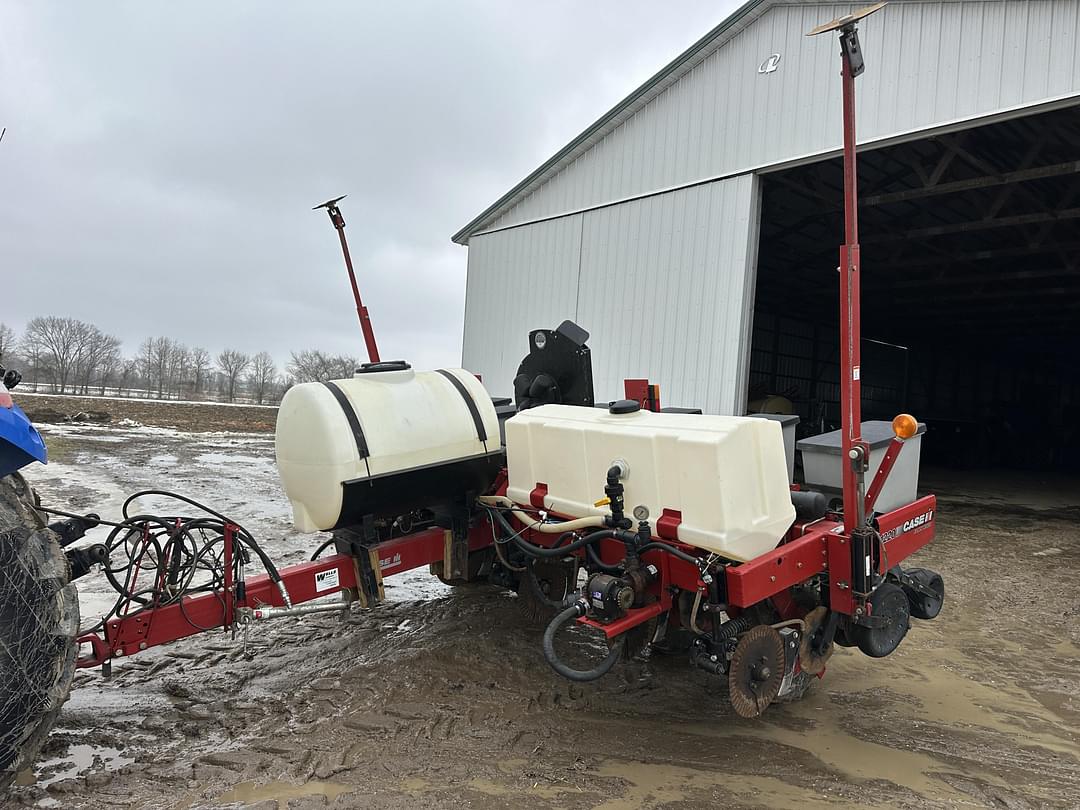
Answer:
[[20, 560, 1077, 809]]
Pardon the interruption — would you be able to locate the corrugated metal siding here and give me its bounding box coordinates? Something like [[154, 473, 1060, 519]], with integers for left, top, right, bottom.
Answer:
[[576, 175, 759, 413], [463, 175, 760, 413], [461, 214, 583, 398], [484, 0, 1080, 233]]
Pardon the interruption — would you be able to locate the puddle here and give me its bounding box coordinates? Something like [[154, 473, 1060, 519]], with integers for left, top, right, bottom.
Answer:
[[590, 759, 845, 810], [20, 743, 134, 788]]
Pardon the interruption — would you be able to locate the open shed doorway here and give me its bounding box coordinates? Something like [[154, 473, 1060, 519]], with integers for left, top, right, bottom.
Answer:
[[749, 103, 1080, 501]]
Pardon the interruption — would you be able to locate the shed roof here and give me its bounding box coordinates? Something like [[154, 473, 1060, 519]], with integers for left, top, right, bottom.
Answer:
[[452, 0, 785, 244]]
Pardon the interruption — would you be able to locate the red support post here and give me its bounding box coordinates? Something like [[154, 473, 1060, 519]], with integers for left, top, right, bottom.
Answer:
[[315, 196, 381, 364], [864, 437, 904, 514], [839, 53, 865, 536], [223, 523, 233, 630]]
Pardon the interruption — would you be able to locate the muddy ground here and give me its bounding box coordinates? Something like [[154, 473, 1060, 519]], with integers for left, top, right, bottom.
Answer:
[[6, 405, 1080, 809]]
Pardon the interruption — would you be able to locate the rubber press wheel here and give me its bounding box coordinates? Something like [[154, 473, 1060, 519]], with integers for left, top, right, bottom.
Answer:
[[852, 582, 910, 659], [0, 473, 80, 787], [902, 568, 945, 620]]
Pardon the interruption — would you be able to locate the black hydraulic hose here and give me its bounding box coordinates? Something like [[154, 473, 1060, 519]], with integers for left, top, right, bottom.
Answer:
[[310, 537, 336, 561], [488, 506, 615, 558], [586, 542, 622, 573], [512, 530, 614, 558], [542, 604, 625, 682], [637, 542, 704, 568], [122, 489, 283, 585], [489, 505, 702, 572]]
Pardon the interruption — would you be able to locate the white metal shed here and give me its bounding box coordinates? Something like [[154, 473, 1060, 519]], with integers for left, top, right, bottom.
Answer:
[[454, 0, 1080, 433]]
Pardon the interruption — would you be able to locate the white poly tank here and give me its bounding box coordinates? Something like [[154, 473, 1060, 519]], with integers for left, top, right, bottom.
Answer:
[[275, 366, 502, 532], [505, 404, 795, 562]]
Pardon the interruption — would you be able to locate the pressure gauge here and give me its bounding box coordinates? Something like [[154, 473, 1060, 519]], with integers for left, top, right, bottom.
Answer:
[[533, 331, 547, 350], [633, 505, 650, 522]]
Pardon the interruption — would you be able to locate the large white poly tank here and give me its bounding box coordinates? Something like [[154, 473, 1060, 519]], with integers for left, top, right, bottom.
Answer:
[[505, 404, 795, 562], [276, 366, 502, 532]]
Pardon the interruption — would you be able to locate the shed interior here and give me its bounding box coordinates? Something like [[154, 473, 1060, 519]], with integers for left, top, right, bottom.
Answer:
[[749, 103, 1080, 473]]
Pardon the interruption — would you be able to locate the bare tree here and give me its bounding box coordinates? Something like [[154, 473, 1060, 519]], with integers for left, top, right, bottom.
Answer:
[[217, 349, 250, 402], [138, 337, 175, 399], [0, 323, 14, 364], [118, 358, 139, 395], [22, 316, 97, 394], [19, 336, 44, 392], [137, 338, 155, 396], [247, 351, 277, 405], [89, 333, 122, 395], [75, 328, 122, 395], [286, 350, 325, 383], [287, 350, 361, 383], [168, 343, 192, 399], [191, 347, 211, 397]]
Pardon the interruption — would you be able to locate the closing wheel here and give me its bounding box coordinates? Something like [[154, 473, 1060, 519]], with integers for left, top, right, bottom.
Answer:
[[0, 473, 80, 787], [516, 558, 577, 624], [852, 582, 910, 658], [902, 567, 945, 620], [728, 625, 785, 718], [798, 606, 834, 675]]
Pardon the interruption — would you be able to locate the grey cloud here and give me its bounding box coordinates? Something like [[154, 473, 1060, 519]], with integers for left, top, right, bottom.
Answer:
[[2, 1, 736, 378]]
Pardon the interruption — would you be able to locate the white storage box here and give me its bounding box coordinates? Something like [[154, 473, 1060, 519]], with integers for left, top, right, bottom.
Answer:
[[505, 404, 795, 562], [797, 420, 926, 514], [748, 413, 800, 483]]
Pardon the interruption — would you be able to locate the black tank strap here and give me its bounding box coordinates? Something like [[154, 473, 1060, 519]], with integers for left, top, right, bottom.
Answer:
[[435, 369, 488, 447], [322, 381, 369, 459]]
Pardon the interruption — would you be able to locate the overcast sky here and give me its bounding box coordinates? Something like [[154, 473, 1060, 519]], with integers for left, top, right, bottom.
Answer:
[[2, 1, 738, 374]]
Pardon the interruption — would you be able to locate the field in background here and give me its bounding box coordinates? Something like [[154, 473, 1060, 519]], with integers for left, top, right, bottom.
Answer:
[[15, 391, 276, 433]]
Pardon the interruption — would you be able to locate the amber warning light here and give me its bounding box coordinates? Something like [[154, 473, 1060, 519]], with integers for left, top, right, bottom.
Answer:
[[892, 413, 918, 440]]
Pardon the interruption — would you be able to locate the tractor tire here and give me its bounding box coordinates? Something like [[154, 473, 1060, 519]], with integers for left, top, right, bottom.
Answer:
[[0, 473, 80, 788]]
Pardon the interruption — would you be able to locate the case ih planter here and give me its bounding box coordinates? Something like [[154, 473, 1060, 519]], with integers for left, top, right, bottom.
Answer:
[[0, 3, 942, 784]]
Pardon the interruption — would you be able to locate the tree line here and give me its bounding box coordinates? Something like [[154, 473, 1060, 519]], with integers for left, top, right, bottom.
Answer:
[[0, 316, 365, 405]]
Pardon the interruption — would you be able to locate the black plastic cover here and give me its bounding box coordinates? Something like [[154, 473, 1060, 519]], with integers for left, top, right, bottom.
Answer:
[[513, 321, 594, 412]]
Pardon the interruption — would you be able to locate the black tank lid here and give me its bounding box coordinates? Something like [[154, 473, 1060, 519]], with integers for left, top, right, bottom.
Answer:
[[608, 399, 641, 415], [355, 361, 412, 374]]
